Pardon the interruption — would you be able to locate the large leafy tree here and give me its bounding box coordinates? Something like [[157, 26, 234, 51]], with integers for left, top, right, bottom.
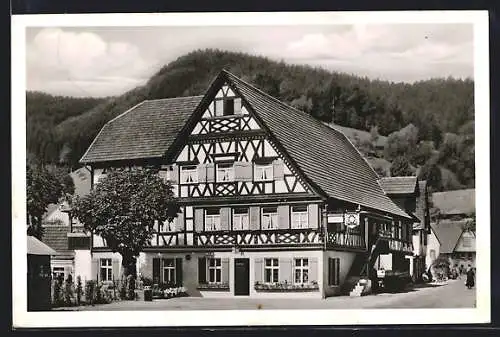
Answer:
[[390, 156, 414, 177], [71, 168, 180, 280], [26, 164, 64, 238]]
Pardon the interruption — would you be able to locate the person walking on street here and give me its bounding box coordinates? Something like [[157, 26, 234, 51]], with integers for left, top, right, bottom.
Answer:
[[465, 265, 475, 289]]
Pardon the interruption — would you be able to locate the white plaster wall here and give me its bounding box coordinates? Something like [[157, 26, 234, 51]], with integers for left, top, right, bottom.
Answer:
[[74, 250, 92, 282], [322, 250, 356, 297], [426, 231, 440, 270], [378, 253, 393, 270], [412, 234, 422, 256], [141, 250, 324, 298]]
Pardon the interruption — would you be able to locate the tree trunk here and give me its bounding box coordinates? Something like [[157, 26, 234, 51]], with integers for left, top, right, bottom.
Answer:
[[121, 253, 137, 279], [121, 253, 137, 300]]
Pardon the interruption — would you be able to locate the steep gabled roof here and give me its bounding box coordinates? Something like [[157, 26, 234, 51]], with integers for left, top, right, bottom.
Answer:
[[430, 220, 468, 254], [80, 96, 203, 163], [224, 71, 410, 219], [379, 176, 418, 195], [432, 188, 475, 216]]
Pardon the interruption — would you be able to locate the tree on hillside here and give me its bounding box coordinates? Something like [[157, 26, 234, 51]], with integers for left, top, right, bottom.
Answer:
[[384, 124, 419, 162], [27, 165, 64, 239], [71, 168, 180, 295], [390, 156, 414, 177], [418, 159, 443, 192], [462, 213, 476, 233]]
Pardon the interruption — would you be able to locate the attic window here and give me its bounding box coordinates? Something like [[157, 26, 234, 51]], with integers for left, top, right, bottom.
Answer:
[[223, 99, 234, 116]]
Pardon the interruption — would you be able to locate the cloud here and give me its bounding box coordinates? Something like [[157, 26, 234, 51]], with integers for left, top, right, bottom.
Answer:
[[27, 28, 153, 96], [26, 24, 474, 97]]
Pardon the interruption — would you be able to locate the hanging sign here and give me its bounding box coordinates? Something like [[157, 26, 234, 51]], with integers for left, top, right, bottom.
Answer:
[[344, 213, 360, 229]]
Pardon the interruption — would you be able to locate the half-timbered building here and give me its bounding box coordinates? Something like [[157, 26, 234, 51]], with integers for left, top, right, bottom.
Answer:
[[78, 70, 413, 298]]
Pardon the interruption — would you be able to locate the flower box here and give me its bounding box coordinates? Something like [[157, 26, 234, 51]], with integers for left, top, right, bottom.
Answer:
[[254, 281, 319, 292], [196, 283, 230, 291]]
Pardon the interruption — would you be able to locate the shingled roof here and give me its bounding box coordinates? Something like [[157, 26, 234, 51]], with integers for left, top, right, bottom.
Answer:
[[80, 96, 203, 163], [379, 176, 418, 195], [431, 220, 468, 254], [431, 188, 475, 216], [41, 226, 74, 259], [224, 71, 410, 219]]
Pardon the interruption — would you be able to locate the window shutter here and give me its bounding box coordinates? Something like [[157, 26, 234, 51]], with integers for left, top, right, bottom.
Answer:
[[176, 210, 185, 231], [249, 207, 260, 230], [91, 258, 98, 282], [152, 257, 161, 284], [198, 257, 206, 284], [279, 258, 293, 283], [309, 257, 318, 283], [254, 258, 263, 283], [277, 205, 289, 229], [112, 259, 120, 282], [335, 259, 340, 285], [175, 258, 183, 286], [206, 163, 215, 182], [327, 258, 333, 286], [234, 161, 252, 181], [194, 208, 204, 232], [222, 258, 230, 284], [170, 165, 179, 184], [273, 159, 284, 180], [308, 204, 319, 228], [197, 164, 207, 183], [220, 207, 230, 231]]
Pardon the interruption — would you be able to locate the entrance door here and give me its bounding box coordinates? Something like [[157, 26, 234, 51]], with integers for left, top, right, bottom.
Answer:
[[234, 258, 250, 296]]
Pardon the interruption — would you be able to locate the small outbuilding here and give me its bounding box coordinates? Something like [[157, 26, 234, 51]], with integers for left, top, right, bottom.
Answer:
[[27, 235, 57, 311]]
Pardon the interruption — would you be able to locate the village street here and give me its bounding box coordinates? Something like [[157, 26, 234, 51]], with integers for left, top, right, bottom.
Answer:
[[60, 279, 475, 311]]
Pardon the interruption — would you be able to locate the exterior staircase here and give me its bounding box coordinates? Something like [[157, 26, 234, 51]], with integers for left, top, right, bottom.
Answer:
[[349, 278, 371, 297]]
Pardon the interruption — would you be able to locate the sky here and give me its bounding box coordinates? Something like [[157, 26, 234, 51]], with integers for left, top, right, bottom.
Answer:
[[26, 24, 474, 97]]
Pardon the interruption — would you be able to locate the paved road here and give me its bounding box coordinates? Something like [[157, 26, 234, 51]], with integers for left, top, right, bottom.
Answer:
[[60, 279, 475, 311]]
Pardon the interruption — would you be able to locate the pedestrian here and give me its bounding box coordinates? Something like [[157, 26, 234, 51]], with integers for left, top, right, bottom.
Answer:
[[465, 264, 475, 289]]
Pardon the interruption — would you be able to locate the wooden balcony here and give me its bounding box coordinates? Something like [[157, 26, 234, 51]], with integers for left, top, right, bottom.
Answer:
[[325, 231, 366, 251]]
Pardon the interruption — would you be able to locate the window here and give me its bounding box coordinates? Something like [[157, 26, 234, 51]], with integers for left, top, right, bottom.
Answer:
[[264, 258, 279, 283], [205, 208, 221, 231], [100, 258, 112, 281], [254, 164, 273, 181], [430, 249, 436, 261], [163, 258, 176, 284], [207, 258, 222, 284], [292, 206, 309, 228], [180, 165, 198, 184], [294, 258, 309, 284], [159, 219, 175, 232], [53, 267, 65, 280], [223, 99, 234, 116], [216, 162, 234, 182], [262, 207, 278, 230], [328, 258, 340, 286], [233, 207, 249, 230]]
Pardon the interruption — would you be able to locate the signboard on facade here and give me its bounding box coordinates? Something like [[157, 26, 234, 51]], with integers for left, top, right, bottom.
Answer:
[[344, 213, 360, 229]]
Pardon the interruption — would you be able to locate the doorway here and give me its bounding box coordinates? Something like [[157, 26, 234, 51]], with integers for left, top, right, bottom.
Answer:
[[234, 258, 250, 296]]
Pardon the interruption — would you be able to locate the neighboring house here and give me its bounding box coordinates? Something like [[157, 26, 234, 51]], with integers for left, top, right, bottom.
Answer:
[[426, 188, 476, 271], [378, 177, 430, 281], [40, 167, 92, 281], [78, 70, 413, 298]]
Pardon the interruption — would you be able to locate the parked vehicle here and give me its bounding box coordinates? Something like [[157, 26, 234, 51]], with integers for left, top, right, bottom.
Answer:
[[376, 269, 412, 292]]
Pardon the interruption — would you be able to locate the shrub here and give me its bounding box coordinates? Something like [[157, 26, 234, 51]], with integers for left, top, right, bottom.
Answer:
[[52, 274, 64, 306], [119, 278, 127, 300], [63, 275, 74, 305], [76, 276, 83, 305], [85, 280, 96, 305]]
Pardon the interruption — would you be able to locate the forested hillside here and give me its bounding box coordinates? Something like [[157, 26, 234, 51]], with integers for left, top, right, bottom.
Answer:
[[26, 49, 474, 192]]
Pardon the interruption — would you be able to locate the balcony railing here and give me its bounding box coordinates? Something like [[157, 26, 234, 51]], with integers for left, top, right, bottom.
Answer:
[[325, 231, 366, 250]]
